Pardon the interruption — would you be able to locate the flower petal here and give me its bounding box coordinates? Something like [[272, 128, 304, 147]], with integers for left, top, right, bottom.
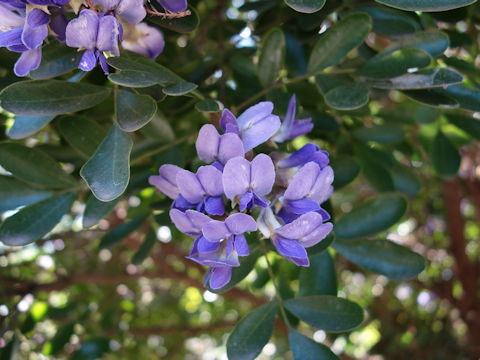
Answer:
[[27, 8, 49, 28], [310, 166, 334, 203], [169, 208, 196, 235], [301, 222, 333, 248], [148, 164, 182, 199], [157, 0, 188, 12], [96, 15, 121, 55], [251, 153, 275, 196], [274, 94, 296, 142], [234, 234, 249, 256], [220, 108, 239, 134], [284, 161, 320, 200], [208, 266, 232, 289], [204, 196, 224, 216], [225, 213, 257, 234], [78, 49, 97, 71], [13, 46, 41, 76], [273, 236, 308, 261], [66, 9, 98, 50], [275, 212, 324, 240], [218, 133, 244, 165], [236, 101, 274, 129], [202, 220, 230, 242], [241, 114, 281, 152], [197, 236, 221, 253], [222, 156, 250, 200], [176, 170, 205, 204], [0, 28, 23, 48], [195, 124, 220, 163], [277, 143, 318, 169], [116, 0, 146, 24], [284, 198, 320, 214], [196, 166, 223, 197]]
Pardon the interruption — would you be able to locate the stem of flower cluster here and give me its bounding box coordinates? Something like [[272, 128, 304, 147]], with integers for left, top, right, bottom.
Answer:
[[259, 238, 292, 329]]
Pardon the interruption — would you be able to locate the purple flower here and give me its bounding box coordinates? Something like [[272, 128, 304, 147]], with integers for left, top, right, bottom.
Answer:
[[169, 209, 215, 255], [277, 143, 330, 169], [156, 0, 188, 13], [195, 124, 244, 167], [148, 164, 182, 200], [274, 94, 313, 143], [258, 208, 332, 266], [176, 165, 225, 215], [222, 154, 275, 211], [65, 9, 122, 74], [122, 22, 164, 60], [220, 102, 281, 152], [92, 0, 146, 24]]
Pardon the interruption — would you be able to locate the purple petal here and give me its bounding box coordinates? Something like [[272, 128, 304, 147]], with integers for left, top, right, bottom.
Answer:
[[66, 9, 98, 50], [287, 120, 313, 140], [222, 156, 250, 201], [220, 109, 239, 134], [197, 236, 221, 254], [187, 210, 212, 230], [148, 164, 182, 199], [0, 28, 23, 48], [169, 208, 197, 235], [197, 166, 223, 197], [98, 51, 109, 74], [172, 195, 196, 211], [239, 191, 253, 212], [177, 170, 205, 204], [284, 161, 321, 200], [284, 198, 320, 214], [275, 212, 324, 240], [301, 222, 333, 248], [251, 153, 275, 196], [273, 236, 308, 262], [317, 207, 331, 221], [122, 22, 164, 59], [0, 5, 24, 28], [96, 15, 121, 55], [277, 143, 319, 169], [49, 8, 68, 42], [234, 234, 249, 256], [274, 94, 296, 142], [204, 196, 224, 216], [218, 133, 244, 165], [225, 213, 257, 234], [202, 220, 230, 242], [208, 266, 232, 289], [236, 101, 274, 129], [27, 8, 49, 27], [21, 20, 47, 49], [13, 46, 41, 76], [116, 0, 146, 24], [253, 193, 269, 208], [241, 114, 281, 152], [78, 49, 97, 71], [195, 124, 220, 163], [309, 166, 334, 203], [157, 0, 188, 12]]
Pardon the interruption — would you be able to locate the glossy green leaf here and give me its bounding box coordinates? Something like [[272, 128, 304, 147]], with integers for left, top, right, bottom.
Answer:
[[289, 330, 339, 360], [368, 68, 463, 90], [0, 176, 53, 212], [140, 113, 175, 142], [162, 81, 198, 96], [8, 115, 55, 139], [385, 30, 449, 58], [335, 193, 408, 239], [195, 99, 222, 112], [403, 89, 459, 108], [391, 163, 421, 196], [299, 251, 337, 297], [226, 302, 278, 360], [115, 90, 157, 132], [375, 0, 476, 11], [0, 143, 76, 189], [353, 124, 405, 143], [446, 114, 480, 140], [324, 83, 369, 110], [99, 215, 149, 248], [431, 130, 460, 179], [361, 159, 395, 192], [29, 42, 81, 80], [438, 85, 480, 112], [285, 296, 364, 332], [358, 48, 431, 79], [82, 196, 120, 228], [211, 245, 262, 293], [108, 70, 160, 88], [356, 6, 421, 37], [307, 12, 372, 73], [58, 116, 107, 158], [80, 124, 133, 202], [331, 156, 360, 189], [334, 238, 425, 279], [258, 28, 286, 87], [285, 0, 326, 13], [131, 228, 157, 265], [148, 6, 199, 33], [0, 80, 111, 116], [0, 192, 75, 246]]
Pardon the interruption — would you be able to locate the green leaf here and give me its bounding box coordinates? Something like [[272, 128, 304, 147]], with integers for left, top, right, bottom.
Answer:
[[307, 12, 372, 73], [0, 192, 75, 246], [108, 70, 160, 88], [226, 302, 278, 360], [29, 43, 81, 80], [353, 124, 405, 143], [307, 233, 335, 256], [324, 83, 369, 110], [115, 90, 157, 132], [0, 80, 111, 116], [131, 228, 157, 265], [299, 251, 337, 297], [446, 113, 480, 140], [0, 176, 53, 212], [403, 89, 458, 109], [385, 30, 449, 58], [375, 0, 477, 11], [195, 99, 222, 112], [391, 163, 421, 196], [58, 116, 107, 158], [284, 296, 364, 332], [140, 113, 175, 142], [80, 124, 133, 202], [285, 0, 326, 13], [148, 6, 199, 33], [331, 156, 360, 189], [356, 6, 421, 37], [99, 215, 149, 248], [358, 48, 431, 79], [368, 68, 463, 90], [8, 115, 55, 139], [438, 85, 480, 112], [289, 330, 339, 360], [334, 238, 425, 280], [0, 143, 76, 189], [258, 28, 286, 87], [162, 81, 198, 96], [334, 193, 408, 239], [431, 130, 460, 179], [211, 245, 262, 293], [82, 196, 120, 228]]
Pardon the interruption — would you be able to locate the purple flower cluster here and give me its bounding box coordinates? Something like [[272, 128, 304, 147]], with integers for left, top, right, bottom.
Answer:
[[149, 96, 333, 289], [0, 0, 188, 76]]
